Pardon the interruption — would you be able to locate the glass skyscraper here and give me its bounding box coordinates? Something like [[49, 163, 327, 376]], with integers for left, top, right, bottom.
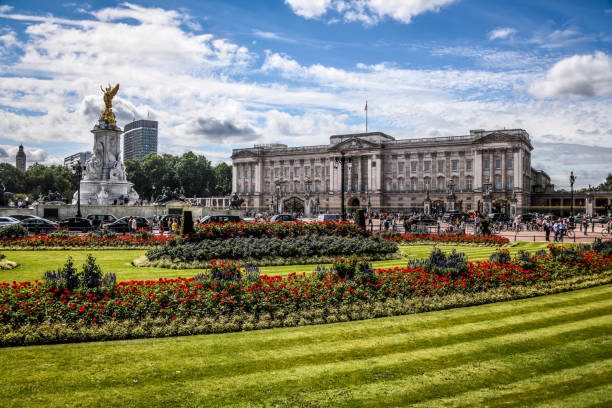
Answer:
[[123, 120, 158, 160]]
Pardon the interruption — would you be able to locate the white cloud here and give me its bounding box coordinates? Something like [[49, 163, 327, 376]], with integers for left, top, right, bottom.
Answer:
[[285, 0, 457, 25], [488, 27, 517, 41], [0, 5, 13, 13], [284, 0, 332, 19], [529, 51, 612, 98]]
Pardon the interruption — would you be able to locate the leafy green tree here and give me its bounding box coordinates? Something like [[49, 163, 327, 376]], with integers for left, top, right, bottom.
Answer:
[[175, 152, 215, 197], [25, 164, 74, 200], [0, 163, 25, 193], [213, 162, 232, 196]]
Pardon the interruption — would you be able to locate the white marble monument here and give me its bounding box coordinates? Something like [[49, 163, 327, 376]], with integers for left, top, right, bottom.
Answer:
[[73, 84, 139, 205]]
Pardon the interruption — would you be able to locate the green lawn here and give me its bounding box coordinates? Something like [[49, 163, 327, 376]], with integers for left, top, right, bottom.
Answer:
[[0, 242, 565, 282], [1, 284, 610, 407]]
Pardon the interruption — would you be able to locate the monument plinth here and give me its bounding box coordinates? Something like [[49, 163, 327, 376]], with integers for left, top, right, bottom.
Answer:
[[72, 84, 139, 206]]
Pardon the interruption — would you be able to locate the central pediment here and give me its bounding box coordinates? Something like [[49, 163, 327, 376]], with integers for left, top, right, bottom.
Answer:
[[328, 136, 380, 151]]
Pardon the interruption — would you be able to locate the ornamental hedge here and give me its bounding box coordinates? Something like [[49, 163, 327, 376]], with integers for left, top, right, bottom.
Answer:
[[144, 235, 399, 265], [190, 221, 369, 241]]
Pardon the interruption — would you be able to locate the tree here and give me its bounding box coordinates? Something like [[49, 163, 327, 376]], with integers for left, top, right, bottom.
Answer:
[[175, 152, 215, 197], [25, 164, 74, 200], [0, 163, 25, 193], [213, 162, 232, 196], [600, 173, 612, 191]]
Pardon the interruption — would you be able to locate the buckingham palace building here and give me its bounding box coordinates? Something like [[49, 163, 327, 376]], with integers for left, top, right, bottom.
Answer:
[[231, 128, 551, 216]]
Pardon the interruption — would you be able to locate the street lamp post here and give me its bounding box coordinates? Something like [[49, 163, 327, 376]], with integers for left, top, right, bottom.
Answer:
[[569, 171, 576, 222], [72, 161, 83, 218], [334, 151, 351, 221]]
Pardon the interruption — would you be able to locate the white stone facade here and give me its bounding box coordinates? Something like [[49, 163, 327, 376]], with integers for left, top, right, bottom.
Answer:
[[231, 129, 534, 215]]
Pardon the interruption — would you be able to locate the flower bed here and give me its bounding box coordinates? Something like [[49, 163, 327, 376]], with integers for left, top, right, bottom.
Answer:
[[2, 244, 609, 333], [381, 232, 510, 246], [143, 235, 399, 267], [0, 233, 176, 249]]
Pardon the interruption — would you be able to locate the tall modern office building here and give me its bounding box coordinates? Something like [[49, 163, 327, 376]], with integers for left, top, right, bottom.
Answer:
[[64, 151, 92, 168], [15, 144, 26, 171], [123, 119, 158, 160]]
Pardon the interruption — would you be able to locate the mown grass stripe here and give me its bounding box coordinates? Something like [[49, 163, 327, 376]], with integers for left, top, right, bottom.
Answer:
[[19, 331, 610, 408], [294, 337, 612, 408], [409, 359, 612, 407]]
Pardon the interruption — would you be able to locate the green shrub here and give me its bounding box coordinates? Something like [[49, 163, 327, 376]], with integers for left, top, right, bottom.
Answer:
[[181, 210, 195, 235], [354, 208, 366, 229], [0, 223, 28, 238], [80, 254, 103, 290]]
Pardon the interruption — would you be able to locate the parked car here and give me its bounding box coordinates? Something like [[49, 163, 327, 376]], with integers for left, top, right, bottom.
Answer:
[[270, 214, 297, 223], [59, 217, 93, 232], [20, 217, 59, 235], [443, 211, 470, 223], [593, 215, 609, 224], [0, 216, 20, 227], [86, 214, 117, 228], [160, 214, 182, 232], [317, 214, 342, 222], [410, 215, 438, 225], [198, 215, 242, 224], [7, 214, 36, 221], [487, 213, 508, 222], [103, 216, 151, 233], [516, 213, 536, 223]]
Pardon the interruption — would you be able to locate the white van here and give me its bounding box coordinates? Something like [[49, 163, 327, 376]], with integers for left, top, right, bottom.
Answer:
[[317, 214, 342, 222]]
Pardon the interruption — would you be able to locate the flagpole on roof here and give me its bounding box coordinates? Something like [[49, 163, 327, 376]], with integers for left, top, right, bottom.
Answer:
[[365, 100, 368, 134]]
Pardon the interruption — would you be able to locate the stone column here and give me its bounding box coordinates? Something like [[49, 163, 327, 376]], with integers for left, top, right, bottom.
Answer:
[[376, 155, 383, 193], [347, 162, 352, 192], [489, 150, 495, 188], [501, 150, 507, 191], [474, 150, 482, 191], [357, 156, 362, 192], [232, 164, 238, 193]]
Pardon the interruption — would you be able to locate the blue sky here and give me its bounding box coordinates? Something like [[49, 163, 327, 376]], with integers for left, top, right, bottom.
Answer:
[[0, 0, 611, 188]]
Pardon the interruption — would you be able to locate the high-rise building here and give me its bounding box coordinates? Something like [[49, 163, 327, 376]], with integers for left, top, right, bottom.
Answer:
[[64, 151, 92, 168], [123, 119, 158, 160], [15, 145, 26, 171]]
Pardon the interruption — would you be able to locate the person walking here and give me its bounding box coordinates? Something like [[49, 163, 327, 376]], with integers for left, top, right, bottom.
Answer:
[[583, 218, 589, 235], [543, 219, 551, 242], [553, 220, 560, 242], [130, 217, 138, 234]]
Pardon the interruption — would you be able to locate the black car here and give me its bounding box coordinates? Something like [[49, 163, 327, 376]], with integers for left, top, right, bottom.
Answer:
[[59, 217, 93, 232], [410, 215, 438, 225], [20, 217, 59, 235], [160, 214, 182, 232], [198, 215, 242, 224], [86, 214, 118, 228], [8, 214, 36, 221], [103, 216, 151, 233]]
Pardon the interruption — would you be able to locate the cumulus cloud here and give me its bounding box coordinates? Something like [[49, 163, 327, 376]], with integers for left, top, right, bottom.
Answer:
[[187, 118, 259, 143], [488, 27, 517, 40], [284, 0, 332, 19], [0, 147, 8, 158], [529, 51, 612, 98], [285, 0, 457, 25]]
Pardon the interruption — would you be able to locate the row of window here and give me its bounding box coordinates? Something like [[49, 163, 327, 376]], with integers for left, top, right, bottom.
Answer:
[[236, 177, 514, 194], [238, 158, 514, 179]]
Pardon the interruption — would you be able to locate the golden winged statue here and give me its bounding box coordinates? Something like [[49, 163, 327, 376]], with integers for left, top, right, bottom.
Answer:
[[99, 83, 120, 126]]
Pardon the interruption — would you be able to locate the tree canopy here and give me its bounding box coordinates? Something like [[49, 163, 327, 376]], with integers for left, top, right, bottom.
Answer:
[[0, 152, 232, 201], [124, 152, 231, 200]]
